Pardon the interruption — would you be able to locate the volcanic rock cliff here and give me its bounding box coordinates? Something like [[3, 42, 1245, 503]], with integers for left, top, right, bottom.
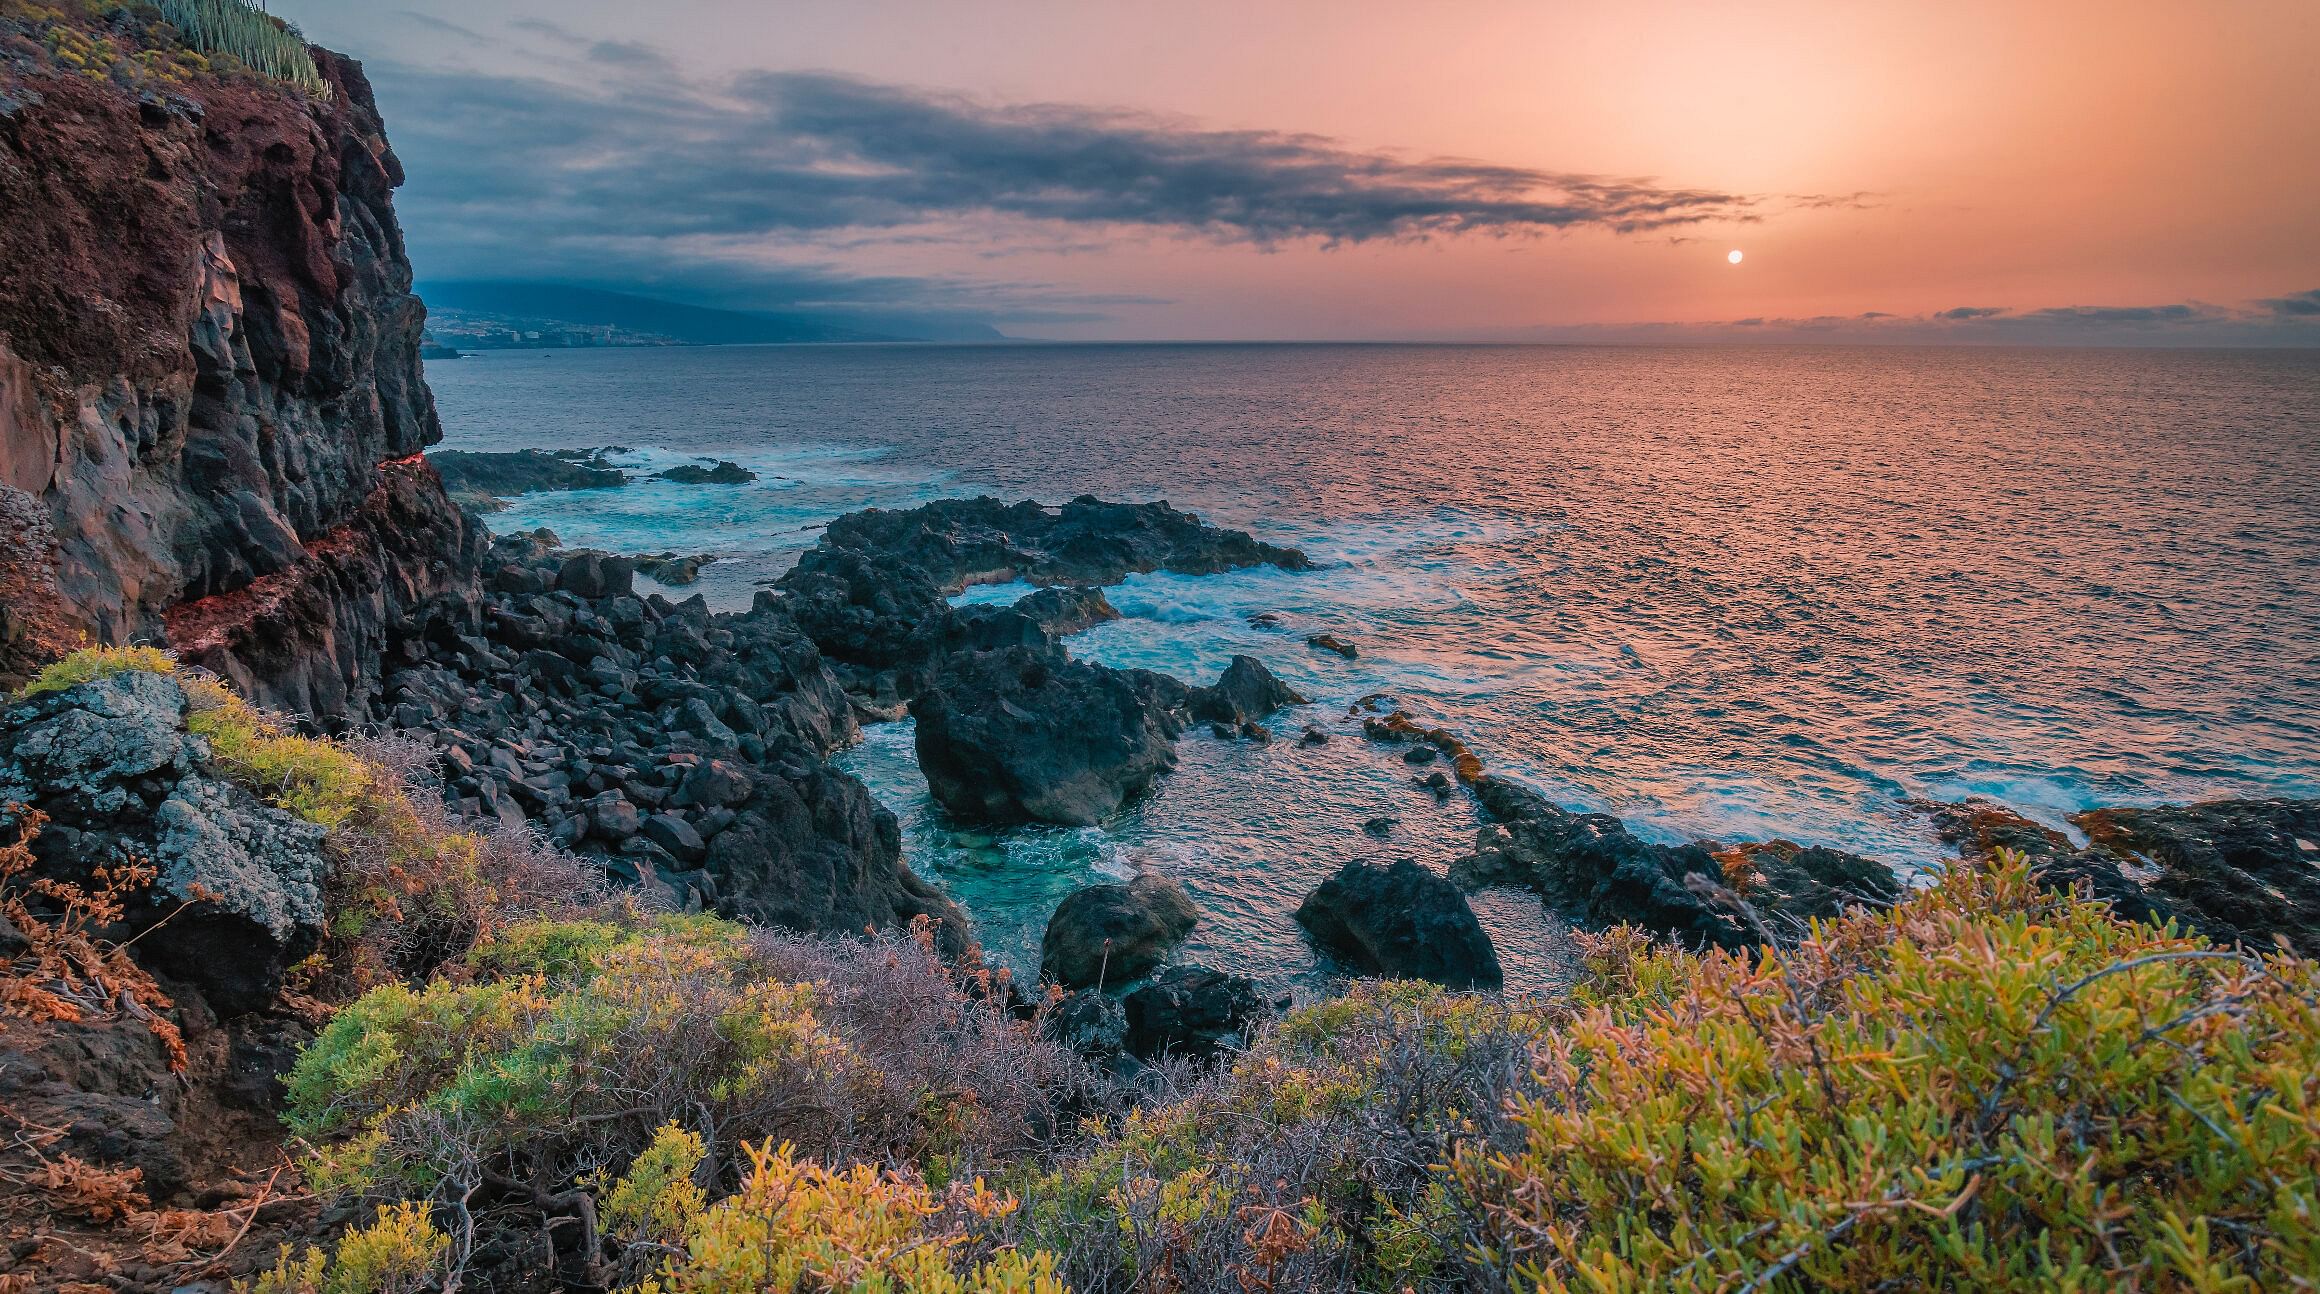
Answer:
[[0, 41, 474, 718]]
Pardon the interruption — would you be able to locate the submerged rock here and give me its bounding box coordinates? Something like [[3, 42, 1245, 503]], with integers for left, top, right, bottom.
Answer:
[[1455, 775, 1900, 949], [0, 671, 328, 1012], [1041, 870, 1200, 988], [1308, 633, 1358, 659], [1124, 965, 1264, 1060], [1296, 858, 1504, 989], [913, 646, 1181, 826]]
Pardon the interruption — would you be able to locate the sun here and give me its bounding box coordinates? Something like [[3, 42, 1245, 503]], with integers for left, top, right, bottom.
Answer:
[[1727, 249, 1744, 265]]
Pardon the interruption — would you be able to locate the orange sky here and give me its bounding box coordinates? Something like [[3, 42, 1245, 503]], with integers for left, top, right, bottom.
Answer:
[[280, 0, 2320, 340]]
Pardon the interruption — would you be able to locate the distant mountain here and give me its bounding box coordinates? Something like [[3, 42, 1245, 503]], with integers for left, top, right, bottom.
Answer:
[[417, 281, 1008, 346]]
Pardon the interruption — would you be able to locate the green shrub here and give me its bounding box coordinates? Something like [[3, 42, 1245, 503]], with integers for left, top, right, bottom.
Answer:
[[155, 0, 327, 95], [1450, 855, 2320, 1291]]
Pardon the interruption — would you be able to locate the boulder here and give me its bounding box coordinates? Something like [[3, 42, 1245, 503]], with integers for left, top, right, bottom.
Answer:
[[1041, 870, 1199, 988], [0, 671, 328, 1013], [1308, 633, 1358, 660], [1192, 655, 1307, 726], [557, 552, 636, 600], [1295, 858, 1503, 989], [1124, 965, 1264, 1060], [913, 646, 1181, 826]]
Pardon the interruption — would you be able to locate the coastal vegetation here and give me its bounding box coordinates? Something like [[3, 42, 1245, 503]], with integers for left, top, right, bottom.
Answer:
[[11, 650, 2314, 1292], [1, 0, 327, 95]]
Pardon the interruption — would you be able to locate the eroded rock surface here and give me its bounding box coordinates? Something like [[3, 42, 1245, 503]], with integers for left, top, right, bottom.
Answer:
[[0, 672, 326, 1012]]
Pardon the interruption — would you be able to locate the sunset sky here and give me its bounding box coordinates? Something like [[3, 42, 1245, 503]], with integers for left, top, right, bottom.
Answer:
[[275, 0, 2320, 342]]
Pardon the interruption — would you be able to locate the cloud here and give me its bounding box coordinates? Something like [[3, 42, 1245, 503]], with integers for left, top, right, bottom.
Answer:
[[378, 62, 1754, 248], [2013, 302, 2223, 327], [1784, 191, 1884, 210], [1466, 291, 2320, 346], [2259, 288, 2320, 317], [360, 48, 1758, 329]]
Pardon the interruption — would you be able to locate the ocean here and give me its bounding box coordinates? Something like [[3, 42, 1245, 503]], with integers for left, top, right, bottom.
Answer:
[[426, 342, 2320, 994]]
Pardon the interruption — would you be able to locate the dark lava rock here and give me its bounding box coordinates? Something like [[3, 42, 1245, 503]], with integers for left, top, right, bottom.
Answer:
[[1042, 870, 1200, 988], [775, 496, 1307, 690], [1920, 796, 2320, 955], [430, 448, 628, 510], [1013, 585, 1122, 636], [806, 495, 1310, 592], [1308, 633, 1359, 659], [1296, 858, 1503, 989], [1043, 989, 1128, 1058], [1455, 775, 1900, 949], [1124, 965, 1264, 1060], [1191, 654, 1308, 726], [658, 460, 757, 485], [1362, 816, 1397, 838], [374, 535, 968, 956], [0, 671, 328, 1013], [913, 646, 1181, 826], [1300, 725, 1329, 746]]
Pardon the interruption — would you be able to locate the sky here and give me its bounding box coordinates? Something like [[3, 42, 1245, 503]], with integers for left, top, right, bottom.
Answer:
[[274, 0, 2320, 343]]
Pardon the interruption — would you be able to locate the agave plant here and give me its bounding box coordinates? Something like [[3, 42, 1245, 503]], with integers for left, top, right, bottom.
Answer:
[[155, 0, 328, 96]]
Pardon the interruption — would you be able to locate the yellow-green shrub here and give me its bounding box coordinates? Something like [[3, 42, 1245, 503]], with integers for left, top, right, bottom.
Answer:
[[12, 643, 178, 698], [1452, 854, 2320, 1291], [185, 676, 374, 829], [631, 1137, 1061, 1294], [240, 1200, 448, 1294]]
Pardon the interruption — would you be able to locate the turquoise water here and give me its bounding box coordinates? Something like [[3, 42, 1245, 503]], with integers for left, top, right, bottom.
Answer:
[[427, 343, 2320, 994]]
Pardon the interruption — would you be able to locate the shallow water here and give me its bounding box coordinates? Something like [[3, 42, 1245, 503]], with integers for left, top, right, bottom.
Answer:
[[429, 342, 2320, 995]]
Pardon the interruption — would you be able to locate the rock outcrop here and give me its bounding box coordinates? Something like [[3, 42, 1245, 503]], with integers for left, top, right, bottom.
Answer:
[[1918, 796, 2320, 955], [1041, 870, 1200, 988], [778, 496, 1307, 697], [430, 447, 628, 511], [1454, 775, 1901, 949], [0, 672, 326, 1012], [0, 49, 478, 716], [1295, 858, 1503, 989], [375, 533, 967, 950]]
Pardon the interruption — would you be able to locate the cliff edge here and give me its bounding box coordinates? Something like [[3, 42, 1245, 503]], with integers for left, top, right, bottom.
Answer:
[[0, 14, 474, 720]]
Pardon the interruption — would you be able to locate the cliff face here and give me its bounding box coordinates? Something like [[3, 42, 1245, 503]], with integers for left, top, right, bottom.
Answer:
[[0, 47, 475, 720]]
